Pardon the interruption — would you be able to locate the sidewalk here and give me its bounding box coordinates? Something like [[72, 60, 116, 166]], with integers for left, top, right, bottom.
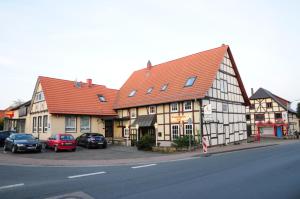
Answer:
[[0, 139, 298, 167]]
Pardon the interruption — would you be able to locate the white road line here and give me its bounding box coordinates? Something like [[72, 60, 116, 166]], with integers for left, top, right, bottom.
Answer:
[[0, 183, 24, 190], [68, 171, 106, 179], [131, 164, 157, 169]]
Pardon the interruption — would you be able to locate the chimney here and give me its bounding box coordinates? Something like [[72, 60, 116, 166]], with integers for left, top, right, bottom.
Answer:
[[87, 79, 92, 87], [251, 88, 254, 96], [147, 60, 152, 70]]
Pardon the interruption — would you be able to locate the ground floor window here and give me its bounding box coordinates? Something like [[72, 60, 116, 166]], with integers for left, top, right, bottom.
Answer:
[[80, 116, 90, 132], [65, 116, 76, 132], [185, 124, 193, 136], [38, 116, 42, 132], [43, 115, 48, 132], [171, 124, 179, 140], [33, 117, 37, 133]]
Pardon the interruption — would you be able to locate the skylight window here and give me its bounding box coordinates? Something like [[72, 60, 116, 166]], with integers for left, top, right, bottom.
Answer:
[[129, 90, 137, 97], [98, 95, 106, 102], [185, 77, 197, 87], [161, 84, 168, 91], [147, 87, 153, 94]]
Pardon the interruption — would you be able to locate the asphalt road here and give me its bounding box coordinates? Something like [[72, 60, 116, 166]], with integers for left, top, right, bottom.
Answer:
[[0, 142, 300, 199]]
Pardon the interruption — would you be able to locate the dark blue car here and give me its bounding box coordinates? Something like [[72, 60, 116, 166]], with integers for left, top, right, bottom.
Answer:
[[0, 131, 15, 146], [4, 133, 42, 153]]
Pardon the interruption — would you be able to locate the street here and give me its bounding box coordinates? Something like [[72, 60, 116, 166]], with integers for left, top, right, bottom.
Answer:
[[0, 142, 300, 199]]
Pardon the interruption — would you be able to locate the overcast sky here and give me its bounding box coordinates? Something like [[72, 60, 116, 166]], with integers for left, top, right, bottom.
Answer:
[[1, 0, 300, 109]]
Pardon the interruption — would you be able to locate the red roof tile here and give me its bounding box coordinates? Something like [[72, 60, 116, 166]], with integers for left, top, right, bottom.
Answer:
[[115, 45, 249, 109], [38, 76, 118, 116], [0, 110, 5, 118]]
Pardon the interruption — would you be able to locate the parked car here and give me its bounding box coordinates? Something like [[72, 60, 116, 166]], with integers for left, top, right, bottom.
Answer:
[[76, 133, 107, 149], [4, 133, 42, 153], [0, 131, 15, 146], [46, 134, 76, 152]]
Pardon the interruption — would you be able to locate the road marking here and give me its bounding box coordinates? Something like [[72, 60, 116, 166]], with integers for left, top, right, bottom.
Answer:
[[131, 164, 157, 169], [68, 171, 106, 179], [0, 183, 24, 190]]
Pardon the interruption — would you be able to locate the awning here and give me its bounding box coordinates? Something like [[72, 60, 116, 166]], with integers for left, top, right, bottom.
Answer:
[[132, 115, 157, 127]]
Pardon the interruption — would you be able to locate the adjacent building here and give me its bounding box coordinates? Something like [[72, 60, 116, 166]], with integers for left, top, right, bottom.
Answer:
[[114, 45, 249, 146], [26, 76, 119, 141], [246, 88, 299, 137]]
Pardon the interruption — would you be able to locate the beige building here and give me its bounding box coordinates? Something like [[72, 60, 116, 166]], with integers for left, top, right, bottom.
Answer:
[[246, 88, 299, 137], [26, 76, 118, 141], [114, 45, 250, 146]]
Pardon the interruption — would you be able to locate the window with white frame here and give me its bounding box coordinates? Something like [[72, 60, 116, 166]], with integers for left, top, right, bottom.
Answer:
[[33, 117, 37, 133], [128, 90, 137, 97], [130, 109, 137, 118], [171, 125, 179, 140], [80, 116, 90, 132], [35, 92, 45, 102], [65, 116, 76, 132], [43, 115, 48, 132], [170, 103, 178, 112], [149, 106, 156, 114], [185, 124, 193, 136], [38, 116, 42, 132], [161, 84, 168, 91], [185, 77, 197, 87], [183, 101, 192, 111], [147, 87, 153, 94]]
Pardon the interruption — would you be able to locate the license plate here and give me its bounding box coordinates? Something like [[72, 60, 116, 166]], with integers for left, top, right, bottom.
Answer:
[[27, 147, 35, 149], [98, 143, 103, 145]]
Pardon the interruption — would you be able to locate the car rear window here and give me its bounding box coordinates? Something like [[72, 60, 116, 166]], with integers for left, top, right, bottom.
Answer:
[[60, 135, 74, 141]]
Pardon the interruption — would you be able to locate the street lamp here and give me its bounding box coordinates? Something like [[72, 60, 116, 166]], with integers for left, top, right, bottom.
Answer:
[[154, 122, 158, 147], [136, 124, 139, 142]]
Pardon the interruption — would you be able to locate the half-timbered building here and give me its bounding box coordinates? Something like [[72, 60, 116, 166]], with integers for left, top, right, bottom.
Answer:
[[114, 45, 250, 146], [246, 88, 299, 137]]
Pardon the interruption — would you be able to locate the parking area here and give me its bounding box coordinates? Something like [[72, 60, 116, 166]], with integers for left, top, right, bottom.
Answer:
[[0, 144, 167, 161]]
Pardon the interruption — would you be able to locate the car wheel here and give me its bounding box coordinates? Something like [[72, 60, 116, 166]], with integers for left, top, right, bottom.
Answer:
[[3, 144, 8, 151], [71, 148, 76, 152], [11, 145, 17, 153], [54, 146, 59, 153], [36, 149, 42, 153]]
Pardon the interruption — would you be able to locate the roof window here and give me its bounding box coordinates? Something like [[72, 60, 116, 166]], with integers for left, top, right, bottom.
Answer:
[[185, 77, 197, 87], [147, 87, 153, 94], [129, 90, 137, 97], [97, 95, 106, 102], [161, 84, 168, 91]]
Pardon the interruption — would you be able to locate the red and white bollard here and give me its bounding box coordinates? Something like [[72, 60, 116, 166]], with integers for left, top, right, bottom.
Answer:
[[202, 137, 208, 154]]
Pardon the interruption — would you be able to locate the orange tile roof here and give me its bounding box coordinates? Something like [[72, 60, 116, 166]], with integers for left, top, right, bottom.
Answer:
[[0, 110, 5, 118], [38, 76, 118, 116], [115, 45, 249, 109]]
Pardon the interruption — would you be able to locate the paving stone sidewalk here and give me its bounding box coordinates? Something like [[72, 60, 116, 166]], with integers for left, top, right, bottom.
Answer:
[[0, 139, 298, 167]]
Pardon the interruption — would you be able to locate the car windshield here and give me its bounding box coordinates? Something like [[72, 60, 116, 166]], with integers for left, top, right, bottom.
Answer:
[[14, 134, 35, 140], [60, 135, 74, 140], [91, 134, 103, 137]]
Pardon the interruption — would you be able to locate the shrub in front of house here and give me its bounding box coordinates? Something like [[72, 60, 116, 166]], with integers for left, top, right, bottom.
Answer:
[[136, 135, 155, 151], [172, 135, 196, 148]]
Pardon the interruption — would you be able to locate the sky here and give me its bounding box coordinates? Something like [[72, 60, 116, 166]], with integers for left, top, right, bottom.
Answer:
[[1, 0, 300, 109]]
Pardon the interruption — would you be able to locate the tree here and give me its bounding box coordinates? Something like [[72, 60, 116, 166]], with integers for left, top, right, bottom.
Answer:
[[297, 103, 300, 119]]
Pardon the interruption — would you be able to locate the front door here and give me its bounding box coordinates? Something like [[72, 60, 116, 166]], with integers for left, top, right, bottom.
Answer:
[[276, 126, 283, 138], [105, 120, 114, 138]]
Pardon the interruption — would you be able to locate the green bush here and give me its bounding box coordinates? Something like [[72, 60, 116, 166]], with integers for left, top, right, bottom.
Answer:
[[136, 135, 155, 151], [172, 135, 195, 148]]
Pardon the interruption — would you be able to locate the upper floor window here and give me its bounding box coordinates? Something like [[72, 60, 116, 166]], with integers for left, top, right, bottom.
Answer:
[[184, 77, 197, 87], [130, 109, 137, 118], [266, 102, 272, 108], [254, 114, 265, 121], [147, 87, 153, 94], [98, 95, 106, 102], [183, 101, 192, 111], [275, 113, 282, 119], [149, 106, 156, 114], [246, 114, 251, 121], [185, 124, 193, 136], [43, 115, 48, 132], [128, 90, 137, 97], [65, 116, 76, 132], [161, 84, 168, 91], [35, 92, 45, 102], [170, 103, 179, 112]]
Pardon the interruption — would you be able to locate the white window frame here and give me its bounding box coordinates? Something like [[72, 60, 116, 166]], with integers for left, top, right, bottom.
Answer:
[[171, 124, 180, 140], [43, 115, 48, 133], [183, 101, 192, 111], [65, 116, 76, 132], [170, 103, 178, 112], [129, 90, 137, 97], [33, 117, 37, 133], [149, 106, 156, 114], [38, 116, 42, 132], [184, 124, 193, 136], [130, 109, 137, 118], [80, 116, 90, 132]]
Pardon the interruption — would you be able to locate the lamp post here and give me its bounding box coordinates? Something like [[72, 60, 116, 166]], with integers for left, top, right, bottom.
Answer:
[[154, 122, 158, 147], [136, 124, 139, 142]]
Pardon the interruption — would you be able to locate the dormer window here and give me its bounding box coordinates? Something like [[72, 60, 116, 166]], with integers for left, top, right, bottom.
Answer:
[[147, 87, 153, 94], [97, 94, 106, 102], [129, 90, 137, 97], [161, 84, 168, 91], [185, 77, 197, 87]]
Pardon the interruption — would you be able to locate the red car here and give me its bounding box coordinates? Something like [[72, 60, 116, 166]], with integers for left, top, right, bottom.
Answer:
[[46, 134, 76, 152]]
